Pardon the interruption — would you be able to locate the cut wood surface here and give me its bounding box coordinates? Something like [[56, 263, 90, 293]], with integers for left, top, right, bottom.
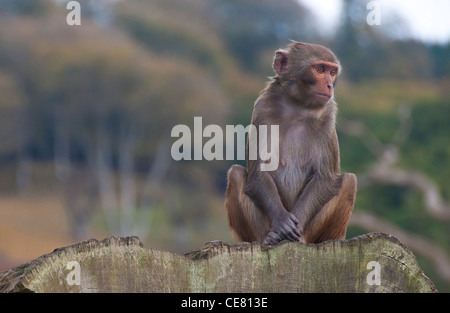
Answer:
[[0, 232, 437, 293]]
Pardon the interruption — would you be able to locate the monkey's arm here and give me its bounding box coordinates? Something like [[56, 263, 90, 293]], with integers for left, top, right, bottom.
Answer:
[[291, 125, 341, 235], [291, 175, 340, 235], [244, 166, 301, 244]]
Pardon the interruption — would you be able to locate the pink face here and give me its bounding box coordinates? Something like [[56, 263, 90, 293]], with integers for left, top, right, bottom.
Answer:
[[311, 61, 339, 101]]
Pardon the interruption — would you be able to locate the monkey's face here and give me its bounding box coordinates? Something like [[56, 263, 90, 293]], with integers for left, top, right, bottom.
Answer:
[[273, 42, 340, 109], [293, 61, 339, 109], [281, 64, 338, 109]]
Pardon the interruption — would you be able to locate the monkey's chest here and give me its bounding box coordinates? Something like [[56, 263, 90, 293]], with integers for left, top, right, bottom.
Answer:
[[280, 125, 328, 170], [273, 129, 329, 209]]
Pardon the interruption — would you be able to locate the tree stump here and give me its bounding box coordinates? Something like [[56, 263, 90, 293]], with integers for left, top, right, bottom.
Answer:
[[0, 232, 437, 293]]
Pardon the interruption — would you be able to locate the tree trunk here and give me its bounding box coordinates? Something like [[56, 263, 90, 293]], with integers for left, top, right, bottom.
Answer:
[[0, 233, 437, 293]]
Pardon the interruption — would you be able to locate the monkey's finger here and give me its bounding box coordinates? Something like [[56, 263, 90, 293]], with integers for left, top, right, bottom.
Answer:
[[285, 219, 301, 238], [263, 233, 279, 245], [266, 231, 283, 244], [288, 231, 301, 242], [283, 232, 298, 242], [289, 214, 299, 225], [289, 227, 301, 241], [281, 224, 300, 241], [291, 225, 301, 238], [286, 229, 301, 241], [277, 222, 299, 241], [262, 232, 275, 245]]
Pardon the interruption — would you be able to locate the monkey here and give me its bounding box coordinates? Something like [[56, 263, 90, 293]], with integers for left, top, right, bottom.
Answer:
[[225, 41, 357, 245]]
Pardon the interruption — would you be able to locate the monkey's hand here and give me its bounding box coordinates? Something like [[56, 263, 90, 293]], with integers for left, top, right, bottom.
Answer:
[[262, 212, 300, 245]]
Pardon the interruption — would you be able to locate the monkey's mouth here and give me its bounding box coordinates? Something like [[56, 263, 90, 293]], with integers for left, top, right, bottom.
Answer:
[[316, 93, 332, 99]]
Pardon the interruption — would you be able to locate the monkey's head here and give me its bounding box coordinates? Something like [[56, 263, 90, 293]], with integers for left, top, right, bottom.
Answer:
[[273, 41, 341, 109]]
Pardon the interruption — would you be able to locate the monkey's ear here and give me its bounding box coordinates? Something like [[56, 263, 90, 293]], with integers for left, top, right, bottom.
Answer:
[[273, 49, 289, 75]]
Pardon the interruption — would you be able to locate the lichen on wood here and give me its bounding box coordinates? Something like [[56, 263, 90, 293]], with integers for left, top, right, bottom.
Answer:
[[0, 233, 437, 293]]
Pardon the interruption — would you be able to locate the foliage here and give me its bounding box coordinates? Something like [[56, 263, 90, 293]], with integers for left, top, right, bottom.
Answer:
[[0, 0, 449, 291]]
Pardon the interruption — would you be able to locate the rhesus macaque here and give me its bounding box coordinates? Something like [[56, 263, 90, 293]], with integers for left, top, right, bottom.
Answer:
[[225, 41, 357, 245]]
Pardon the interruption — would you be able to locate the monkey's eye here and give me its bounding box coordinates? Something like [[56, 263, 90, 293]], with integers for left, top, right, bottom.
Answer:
[[317, 66, 325, 74], [330, 69, 337, 77]]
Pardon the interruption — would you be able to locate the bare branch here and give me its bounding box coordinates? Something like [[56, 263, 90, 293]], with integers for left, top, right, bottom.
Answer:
[[342, 107, 450, 283], [363, 163, 450, 220], [340, 109, 450, 220]]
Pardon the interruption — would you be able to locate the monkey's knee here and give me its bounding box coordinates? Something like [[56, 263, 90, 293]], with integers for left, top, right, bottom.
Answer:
[[225, 165, 269, 243], [332, 173, 356, 221], [225, 165, 253, 242], [340, 173, 357, 206], [303, 174, 357, 243], [225, 165, 245, 212], [331, 173, 357, 240], [227, 165, 247, 186], [225, 165, 247, 206]]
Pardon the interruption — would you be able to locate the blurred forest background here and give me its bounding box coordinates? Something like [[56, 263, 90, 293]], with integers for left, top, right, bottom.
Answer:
[[0, 0, 449, 291]]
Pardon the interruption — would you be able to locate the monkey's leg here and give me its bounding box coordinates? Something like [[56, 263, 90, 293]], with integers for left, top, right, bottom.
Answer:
[[225, 165, 270, 243], [301, 173, 357, 244]]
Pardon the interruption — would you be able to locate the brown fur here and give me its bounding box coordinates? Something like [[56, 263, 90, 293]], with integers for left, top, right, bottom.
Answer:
[[225, 42, 357, 245]]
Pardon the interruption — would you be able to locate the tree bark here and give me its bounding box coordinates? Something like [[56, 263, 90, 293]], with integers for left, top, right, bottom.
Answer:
[[0, 233, 437, 293]]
